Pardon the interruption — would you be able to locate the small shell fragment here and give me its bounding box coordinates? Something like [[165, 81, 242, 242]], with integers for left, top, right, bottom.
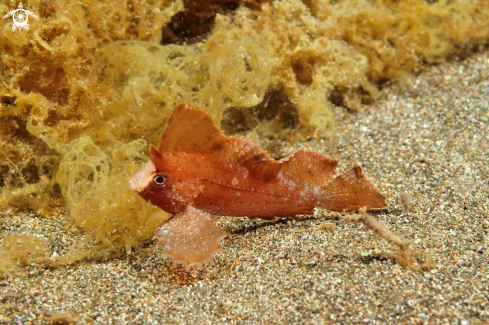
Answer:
[[400, 192, 411, 213]]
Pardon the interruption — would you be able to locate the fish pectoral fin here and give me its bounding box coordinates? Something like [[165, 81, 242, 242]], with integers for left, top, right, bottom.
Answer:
[[156, 206, 225, 267]]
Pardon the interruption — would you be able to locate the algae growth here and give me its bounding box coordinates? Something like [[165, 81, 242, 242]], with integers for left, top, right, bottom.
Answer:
[[1, 0, 488, 276]]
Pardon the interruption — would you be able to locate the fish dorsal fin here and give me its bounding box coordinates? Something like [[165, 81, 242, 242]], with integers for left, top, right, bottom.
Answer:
[[158, 105, 338, 186], [226, 144, 338, 186], [276, 150, 338, 188], [158, 104, 279, 180], [221, 137, 280, 181], [159, 103, 226, 153]]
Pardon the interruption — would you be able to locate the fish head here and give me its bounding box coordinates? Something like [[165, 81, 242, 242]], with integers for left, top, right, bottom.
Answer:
[[129, 145, 185, 214], [130, 103, 227, 214]]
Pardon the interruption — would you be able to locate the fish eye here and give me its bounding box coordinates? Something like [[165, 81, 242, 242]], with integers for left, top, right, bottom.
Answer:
[[155, 175, 165, 185]]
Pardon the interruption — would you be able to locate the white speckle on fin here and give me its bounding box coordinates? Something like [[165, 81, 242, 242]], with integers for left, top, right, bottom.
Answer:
[[156, 206, 225, 267]]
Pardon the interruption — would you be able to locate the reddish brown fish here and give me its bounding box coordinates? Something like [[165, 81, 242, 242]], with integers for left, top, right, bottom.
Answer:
[[130, 103, 386, 266]]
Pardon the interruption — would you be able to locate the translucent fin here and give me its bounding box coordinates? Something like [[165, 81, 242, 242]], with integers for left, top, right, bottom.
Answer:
[[216, 140, 338, 185], [276, 150, 338, 187], [158, 104, 339, 186], [156, 206, 225, 266], [321, 167, 386, 212], [148, 144, 165, 171], [159, 103, 227, 154], [148, 144, 162, 162]]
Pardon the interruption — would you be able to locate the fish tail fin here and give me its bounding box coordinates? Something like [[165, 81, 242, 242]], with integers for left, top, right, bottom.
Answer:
[[320, 167, 386, 212]]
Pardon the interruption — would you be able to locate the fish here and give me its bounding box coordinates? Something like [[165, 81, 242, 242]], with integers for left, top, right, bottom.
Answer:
[[130, 103, 386, 266]]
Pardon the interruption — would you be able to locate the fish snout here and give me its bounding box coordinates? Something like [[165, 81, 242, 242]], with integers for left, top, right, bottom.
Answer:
[[129, 160, 156, 194], [129, 175, 142, 193]]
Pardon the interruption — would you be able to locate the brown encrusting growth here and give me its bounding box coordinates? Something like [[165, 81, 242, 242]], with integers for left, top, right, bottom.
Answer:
[[130, 104, 388, 266], [161, 0, 269, 44]]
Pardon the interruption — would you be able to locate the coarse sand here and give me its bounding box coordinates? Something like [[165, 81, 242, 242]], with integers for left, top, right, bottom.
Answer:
[[1, 49, 488, 324]]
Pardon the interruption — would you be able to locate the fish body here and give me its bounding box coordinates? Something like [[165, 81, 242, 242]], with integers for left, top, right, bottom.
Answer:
[[130, 103, 386, 266]]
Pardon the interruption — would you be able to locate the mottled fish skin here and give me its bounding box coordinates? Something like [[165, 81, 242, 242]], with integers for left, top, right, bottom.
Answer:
[[130, 103, 386, 218], [129, 103, 387, 266]]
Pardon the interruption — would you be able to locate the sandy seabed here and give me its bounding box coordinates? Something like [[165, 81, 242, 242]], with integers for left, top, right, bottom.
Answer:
[[1, 49, 488, 324]]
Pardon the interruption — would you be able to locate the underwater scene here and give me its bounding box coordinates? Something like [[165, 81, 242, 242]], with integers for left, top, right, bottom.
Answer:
[[1, 0, 488, 323]]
